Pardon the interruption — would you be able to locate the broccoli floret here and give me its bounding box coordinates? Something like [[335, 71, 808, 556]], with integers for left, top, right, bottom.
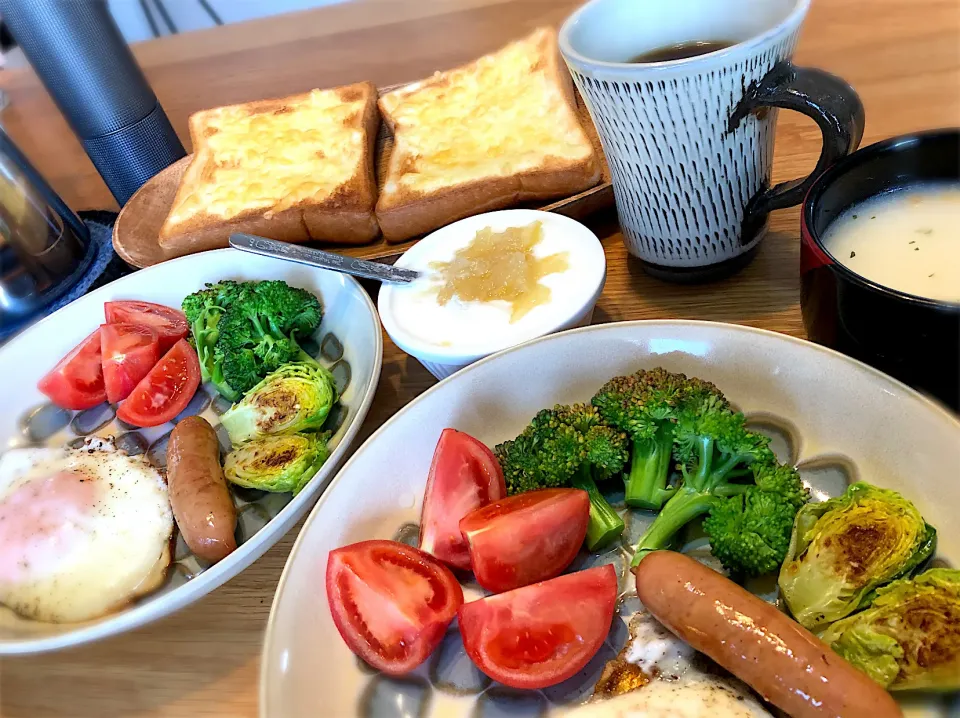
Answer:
[[215, 301, 305, 396], [182, 280, 324, 400], [181, 280, 252, 395], [495, 403, 628, 551], [703, 465, 807, 576], [631, 395, 808, 576], [252, 280, 323, 339], [593, 368, 728, 510], [181, 280, 244, 324], [752, 461, 811, 510], [211, 333, 260, 399]]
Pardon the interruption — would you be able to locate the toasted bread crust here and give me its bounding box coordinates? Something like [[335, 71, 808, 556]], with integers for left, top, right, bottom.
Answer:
[[303, 82, 380, 245], [376, 159, 599, 243], [375, 28, 600, 242], [159, 81, 379, 257]]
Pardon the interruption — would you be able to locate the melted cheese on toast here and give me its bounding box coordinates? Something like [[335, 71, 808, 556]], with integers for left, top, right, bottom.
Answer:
[[379, 28, 595, 196], [164, 84, 372, 229]]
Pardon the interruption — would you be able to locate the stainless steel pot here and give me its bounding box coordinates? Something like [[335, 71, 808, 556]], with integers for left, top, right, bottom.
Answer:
[[0, 127, 91, 329]]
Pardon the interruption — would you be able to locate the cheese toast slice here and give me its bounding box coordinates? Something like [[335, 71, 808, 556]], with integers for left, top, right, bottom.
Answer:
[[159, 82, 379, 257], [376, 28, 600, 243]]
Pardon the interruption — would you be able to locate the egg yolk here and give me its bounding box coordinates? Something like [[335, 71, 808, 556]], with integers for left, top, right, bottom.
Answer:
[[0, 471, 97, 583]]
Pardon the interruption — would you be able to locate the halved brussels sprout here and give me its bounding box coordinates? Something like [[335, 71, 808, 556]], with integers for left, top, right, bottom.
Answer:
[[223, 433, 331, 495], [820, 568, 959, 691], [221, 362, 337, 445], [778, 482, 936, 630]]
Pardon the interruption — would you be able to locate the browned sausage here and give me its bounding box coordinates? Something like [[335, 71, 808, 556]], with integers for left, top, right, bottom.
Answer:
[[634, 551, 902, 718], [166, 416, 237, 563]]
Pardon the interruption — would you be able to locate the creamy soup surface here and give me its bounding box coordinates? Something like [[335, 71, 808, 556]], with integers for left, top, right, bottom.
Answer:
[[821, 185, 960, 303]]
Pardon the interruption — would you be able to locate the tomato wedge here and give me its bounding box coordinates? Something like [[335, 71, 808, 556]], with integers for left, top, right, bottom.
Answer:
[[326, 540, 463, 675], [459, 488, 589, 593], [419, 429, 505, 571], [458, 565, 617, 689], [37, 329, 107, 410], [100, 322, 160, 404], [104, 300, 188, 353], [116, 339, 200, 427]]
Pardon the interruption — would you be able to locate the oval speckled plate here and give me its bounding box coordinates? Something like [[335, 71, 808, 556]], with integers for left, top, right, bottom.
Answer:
[[0, 248, 382, 654], [262, 321, 959, 718]]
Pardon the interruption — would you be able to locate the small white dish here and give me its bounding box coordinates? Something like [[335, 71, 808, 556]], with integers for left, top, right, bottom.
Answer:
[[378, 209, 606, 379], [261, 320, 959, 718], [0, 248, 382, 654]]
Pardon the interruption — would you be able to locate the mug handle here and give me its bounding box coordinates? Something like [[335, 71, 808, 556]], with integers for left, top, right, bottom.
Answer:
[[728, 62, 865, 244]]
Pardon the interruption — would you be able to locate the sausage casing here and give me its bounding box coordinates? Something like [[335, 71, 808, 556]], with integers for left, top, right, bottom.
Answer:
[[166, 416, 237, 563], [634, 551, 902, 718]]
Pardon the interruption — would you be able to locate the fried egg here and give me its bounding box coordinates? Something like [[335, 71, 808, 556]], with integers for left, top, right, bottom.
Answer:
[[0, 438, 173, 622], [564, 611, 773, 718]]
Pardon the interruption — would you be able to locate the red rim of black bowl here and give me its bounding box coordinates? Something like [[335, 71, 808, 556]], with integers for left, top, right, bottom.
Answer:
[[801, 128, 960, 311]]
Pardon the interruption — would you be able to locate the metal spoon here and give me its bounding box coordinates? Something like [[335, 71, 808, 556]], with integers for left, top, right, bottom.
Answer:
[[229, 233, 420, 284]]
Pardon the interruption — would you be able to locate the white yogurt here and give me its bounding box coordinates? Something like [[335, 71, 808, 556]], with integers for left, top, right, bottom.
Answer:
[[821, 185, 960, 303], [378, 210, 606, 379]]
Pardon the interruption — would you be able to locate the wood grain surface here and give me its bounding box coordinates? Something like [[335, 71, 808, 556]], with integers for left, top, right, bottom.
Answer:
[[1, 0, 958, 716]]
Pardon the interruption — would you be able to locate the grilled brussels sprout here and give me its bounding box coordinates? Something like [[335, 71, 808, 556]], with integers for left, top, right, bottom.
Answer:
[[223, 433, 331, 495], [820, 568, 960, 691], [778, 482, 936, 630], [221, 362, 337, 445]]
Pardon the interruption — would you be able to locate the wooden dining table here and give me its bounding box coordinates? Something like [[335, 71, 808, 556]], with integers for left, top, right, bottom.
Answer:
[[0, 0, 957, 715]]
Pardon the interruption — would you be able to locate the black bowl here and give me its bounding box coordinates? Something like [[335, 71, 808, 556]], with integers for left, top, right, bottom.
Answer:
[[801, 129, 960, 411]]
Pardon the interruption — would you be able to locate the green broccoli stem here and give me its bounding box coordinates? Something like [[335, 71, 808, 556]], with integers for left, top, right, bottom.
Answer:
[[214, 380, 241, 403], [630, 441, 754, 567], [248, 312, 270, 341], [571, 465, 625, 552], [210, 360, 241, 402], [297, 346, 319, 366], [191, 309, 222, 383], [685, 436, 749, 493], [624, 423, 676, 509], [687, 436, 715, 488], [630, 485, 718, 567]]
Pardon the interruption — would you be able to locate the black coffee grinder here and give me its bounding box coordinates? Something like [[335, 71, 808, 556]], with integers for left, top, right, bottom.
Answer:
[[0, 0, 185, 335]]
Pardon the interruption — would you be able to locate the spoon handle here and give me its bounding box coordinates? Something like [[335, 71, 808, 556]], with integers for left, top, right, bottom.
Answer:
[[229, 233, 420, 284]]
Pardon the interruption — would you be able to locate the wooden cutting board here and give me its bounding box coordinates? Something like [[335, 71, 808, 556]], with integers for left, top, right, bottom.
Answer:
[[113, 87, 613, 269]]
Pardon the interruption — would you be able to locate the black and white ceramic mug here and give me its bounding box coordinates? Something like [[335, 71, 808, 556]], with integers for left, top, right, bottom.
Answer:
[[559, 0, 866, 281]]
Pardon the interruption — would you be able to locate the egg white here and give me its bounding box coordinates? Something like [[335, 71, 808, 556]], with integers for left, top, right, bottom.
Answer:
[[563, 675, 773, 718], [0, 439, 173, 623], [563, 611, 773, 718]]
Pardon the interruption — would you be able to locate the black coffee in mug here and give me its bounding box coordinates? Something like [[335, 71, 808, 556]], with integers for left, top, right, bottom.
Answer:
[[626, 40, 733, 63]]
